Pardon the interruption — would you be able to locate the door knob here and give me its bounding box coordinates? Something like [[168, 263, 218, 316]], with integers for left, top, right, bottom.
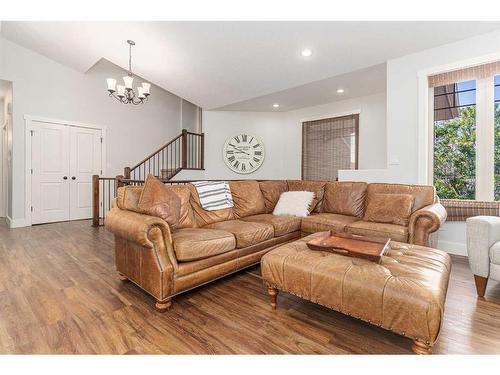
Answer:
[[71, 176, 76, 180], [63, 176, 68, 180]]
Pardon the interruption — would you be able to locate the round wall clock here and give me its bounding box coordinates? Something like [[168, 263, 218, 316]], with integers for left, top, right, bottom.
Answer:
[[223, 134, 265, 174]]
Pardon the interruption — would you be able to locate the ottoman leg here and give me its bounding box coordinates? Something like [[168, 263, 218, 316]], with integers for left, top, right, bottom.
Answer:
[[267, 287, 279, 310], [412, 339, 432, 355], [155, 298, 172, 312]]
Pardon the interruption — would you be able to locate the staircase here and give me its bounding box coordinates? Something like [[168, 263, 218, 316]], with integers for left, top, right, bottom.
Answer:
[[92, 129, 204, 226], [124, 129, 204, 180]]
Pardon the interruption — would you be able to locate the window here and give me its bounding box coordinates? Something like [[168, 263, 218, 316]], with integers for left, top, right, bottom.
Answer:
[[495, 75, 500, 200], [302, 114, 359, 181], [433, 80, 476, 199], [430, 62, 500, 201]]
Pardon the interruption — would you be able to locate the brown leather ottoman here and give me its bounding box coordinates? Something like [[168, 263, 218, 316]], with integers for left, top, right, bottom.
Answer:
[[261, 233, 451, 354]]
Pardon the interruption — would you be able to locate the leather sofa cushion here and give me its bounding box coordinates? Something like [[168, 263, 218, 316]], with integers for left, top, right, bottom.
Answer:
[[259, 181, 288, 213], [229, 180, 266, 218], [166, 185, 197, 229], [346, 221, 408, 242], [364, 193, 415, 226], [241, 214, 301, 237], [116, 186, 142, 212], [116, 184, 196, 229], [322, 182, 367, 217], [172, 228, 236, 262], [187, 184, 235, 226], [205, 220, 274, 248], [287, 180, 327, 213], [367, 183, 435, 212], [138, 175, 181, 230], [301, 213, 359, 233]]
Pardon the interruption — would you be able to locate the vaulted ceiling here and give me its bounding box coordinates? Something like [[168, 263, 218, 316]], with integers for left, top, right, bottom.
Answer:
[[2, 21, 500, 110]]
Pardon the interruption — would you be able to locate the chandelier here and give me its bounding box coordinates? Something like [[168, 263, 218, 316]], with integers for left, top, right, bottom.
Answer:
[[106, 40, 151, 105]]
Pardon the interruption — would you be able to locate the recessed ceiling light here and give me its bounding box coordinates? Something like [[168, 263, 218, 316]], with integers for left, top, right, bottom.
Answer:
[[301, 49, 313, 57], [336, 88, 345, 94], [272, 103, 280, 108]]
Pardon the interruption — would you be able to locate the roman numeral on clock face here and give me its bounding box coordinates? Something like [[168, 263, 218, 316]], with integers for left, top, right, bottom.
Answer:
[[226, 150, 234, 154], [234, 161, 240, 168], [242, 134, 247, 142], [241, 164, 246, 171], [253, 143, 260, 148], [254, 151, 262, 156], [228, 155, 235, 162], [234, 136, 240, 143], [253, 157, 260, 163]]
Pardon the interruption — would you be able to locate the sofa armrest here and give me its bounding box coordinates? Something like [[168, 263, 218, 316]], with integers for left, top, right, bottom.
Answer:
[[466, 216, 500, 278], [104, 207, 178, 269], [408, 203, 447, 247]]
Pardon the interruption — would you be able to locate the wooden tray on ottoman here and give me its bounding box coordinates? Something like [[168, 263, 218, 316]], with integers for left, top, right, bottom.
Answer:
[[306, 231, 390, 262]]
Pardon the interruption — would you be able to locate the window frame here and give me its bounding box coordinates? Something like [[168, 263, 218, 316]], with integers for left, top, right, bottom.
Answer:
[[428, 75, 496, 201]]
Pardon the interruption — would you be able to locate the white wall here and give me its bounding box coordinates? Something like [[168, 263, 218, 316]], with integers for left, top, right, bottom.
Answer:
[[0, 97, 3, 217], [0, 37, 199, 225], [2, 85, 13, 219], [178, 92, 387, 180]]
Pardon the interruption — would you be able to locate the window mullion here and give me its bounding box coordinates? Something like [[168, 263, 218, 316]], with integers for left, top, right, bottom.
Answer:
[[475, 76, 495, 201]]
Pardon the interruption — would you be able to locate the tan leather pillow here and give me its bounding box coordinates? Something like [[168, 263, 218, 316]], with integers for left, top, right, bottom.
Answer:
[[229, 180, 266, 218], [138, 175, 181, 229], [364, 193, 415, 226]]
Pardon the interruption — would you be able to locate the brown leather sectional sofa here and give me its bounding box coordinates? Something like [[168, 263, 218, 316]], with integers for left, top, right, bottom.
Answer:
[[104, 180, 447, 311]]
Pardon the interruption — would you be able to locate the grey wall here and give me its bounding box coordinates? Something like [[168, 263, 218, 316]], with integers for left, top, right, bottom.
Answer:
[[0, 36, 199, 224]]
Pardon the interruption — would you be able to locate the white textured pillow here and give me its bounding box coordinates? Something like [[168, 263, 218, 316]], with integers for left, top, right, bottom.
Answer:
[[273, 191, 315, 217]]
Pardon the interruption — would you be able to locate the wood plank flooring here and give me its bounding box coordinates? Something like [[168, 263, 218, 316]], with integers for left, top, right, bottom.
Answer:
[[1, 220, 500, 354]]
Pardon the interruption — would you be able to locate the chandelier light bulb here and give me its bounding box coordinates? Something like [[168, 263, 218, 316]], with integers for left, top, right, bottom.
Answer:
[[123, 75, 134, 90], [106, 78, 117, 92], [141, 82, 151, 95], [116, 85, 126, 97], [137, 87, 145, 99]]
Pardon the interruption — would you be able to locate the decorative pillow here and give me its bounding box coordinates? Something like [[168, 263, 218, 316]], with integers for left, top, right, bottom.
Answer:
[[259, 181, 288, 213], [363, 193, 415, 226], [287, 180, 326, 213], [273, 191, 315, 217], [229, 180, 266, 218], [137, 175, 181, 229]]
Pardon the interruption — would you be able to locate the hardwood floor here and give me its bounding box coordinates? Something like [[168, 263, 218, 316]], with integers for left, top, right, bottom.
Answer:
[[1, 220, 500, 354]]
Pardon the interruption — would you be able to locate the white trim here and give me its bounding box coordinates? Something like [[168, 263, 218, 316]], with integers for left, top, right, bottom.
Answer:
[[417, 52, 500, 185], [24, 115, 107, 227], [6, 215, 27, 228], [437, 240, 468, 257], [299, 109, 361, 124]]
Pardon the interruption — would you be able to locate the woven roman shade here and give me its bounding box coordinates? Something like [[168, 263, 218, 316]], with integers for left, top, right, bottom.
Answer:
[[441, 199, 500, 221], [302, 114, 359, 181], [429, 61, 500, 87]]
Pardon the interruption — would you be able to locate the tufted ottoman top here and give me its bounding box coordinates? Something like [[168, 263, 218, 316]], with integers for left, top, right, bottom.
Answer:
[[261, 233, 452, 344]]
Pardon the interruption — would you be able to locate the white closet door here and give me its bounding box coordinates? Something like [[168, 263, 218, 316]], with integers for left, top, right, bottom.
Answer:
[[31, 121, 71, 224], [69, 127, 102, 220]]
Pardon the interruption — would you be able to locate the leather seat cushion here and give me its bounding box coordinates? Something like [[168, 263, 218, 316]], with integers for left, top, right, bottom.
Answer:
[[345, 220, 408, 242], [261, 235, 451, 344], [229, 180, 266, 218], [205, 220, 274, 248], [172, 228, 236, 262], [301, 213, 359, 234], [241, 214, 301, 237], [490, 241, 500, 264]]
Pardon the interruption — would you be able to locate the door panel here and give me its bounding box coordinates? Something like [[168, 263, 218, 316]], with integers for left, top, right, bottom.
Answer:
[[31, 121, 70, 224], [69, 127, 101, 220]]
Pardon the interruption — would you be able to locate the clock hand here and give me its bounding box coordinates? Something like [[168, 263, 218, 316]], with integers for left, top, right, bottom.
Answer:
[[229, 145, 250, 156]]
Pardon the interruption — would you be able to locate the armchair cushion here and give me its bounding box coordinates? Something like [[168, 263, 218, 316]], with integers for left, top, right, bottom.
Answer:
[[364, 193, 414, 226], [301, 213, 358, 234]]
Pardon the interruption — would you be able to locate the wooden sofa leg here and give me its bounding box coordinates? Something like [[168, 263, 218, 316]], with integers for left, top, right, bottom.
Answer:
[[155, 299, 172, 312], [118, 272, 128, 281], [268, 287, 279, 310], [412, 339, 432, 355], [474, 275, 488, 297]]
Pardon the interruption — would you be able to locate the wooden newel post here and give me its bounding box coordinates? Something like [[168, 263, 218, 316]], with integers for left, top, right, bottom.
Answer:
[[92, 174, 100, 227], [200, 133, 205, 169], [116, 175, 125, 189], [182, 129, 188, 169], [124, 167, 131, 179]]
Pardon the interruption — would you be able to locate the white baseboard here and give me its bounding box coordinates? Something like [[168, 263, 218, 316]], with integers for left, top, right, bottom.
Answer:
[[6, 216, 28, 228], [437, 240, 467, 257]]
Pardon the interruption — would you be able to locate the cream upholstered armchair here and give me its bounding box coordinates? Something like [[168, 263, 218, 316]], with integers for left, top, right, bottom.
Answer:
[[466, 216, 500, 296]]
